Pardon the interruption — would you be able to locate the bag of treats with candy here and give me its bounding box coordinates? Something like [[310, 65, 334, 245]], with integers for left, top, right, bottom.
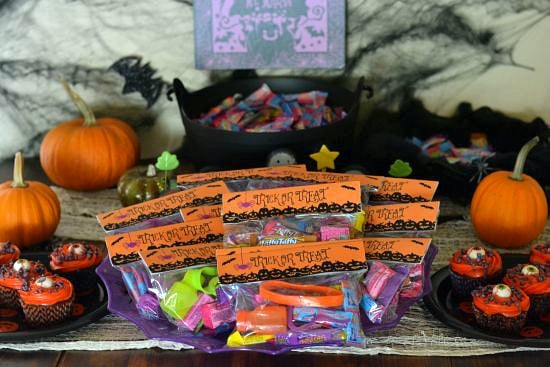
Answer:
[[216, 239, 368, 351], [104, 217, 224, 320], [138, 243, 226, 332], [176, 165, 306, 191], [360, 237, 438, 332], [222, 181, 364, 248], [97, 181, 229, 235]]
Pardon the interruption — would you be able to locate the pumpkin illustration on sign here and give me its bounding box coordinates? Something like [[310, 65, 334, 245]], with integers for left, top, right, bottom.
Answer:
[[470, 137, 548, 249], [40, 81, 140, 191], [0, 153, 61, 248]]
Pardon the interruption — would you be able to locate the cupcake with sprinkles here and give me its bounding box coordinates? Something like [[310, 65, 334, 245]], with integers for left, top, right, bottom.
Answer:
[[449, 246, 502, 298], [0, 259, 49, 308], [18, 275, 74, 326], [530, 243, 549, 270], [0, 241, 20, 265], [50, 243, 103, 295], [471, 284, 529, 334], [504, 264, 550, 315]]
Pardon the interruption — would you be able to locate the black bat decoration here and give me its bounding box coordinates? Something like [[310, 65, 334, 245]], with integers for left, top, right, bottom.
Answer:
[[146, 250, 158, 258], [420, 204, 434, 210], [186, 209, 198, 215], [226, 251, 236, 256], [419, 182, 432, 189], [102, 213, 115, 219], [412, 239, 424, 245], [222, 258, 236, 266], [109, 56, 166, 108], [343, 245, 360, 250], [111, 237, 124, 246], [340, 185, 357, 190], [227, 194, 241, 203]]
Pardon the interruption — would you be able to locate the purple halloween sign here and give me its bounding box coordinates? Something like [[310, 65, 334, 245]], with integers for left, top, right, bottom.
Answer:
[[194, 0, 345, 69]]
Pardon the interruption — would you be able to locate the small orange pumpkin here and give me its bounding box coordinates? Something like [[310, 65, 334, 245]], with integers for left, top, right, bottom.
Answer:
[[470, 137, 548, 249], [0, 153, 61, 248], [40, 82, 140, 191]]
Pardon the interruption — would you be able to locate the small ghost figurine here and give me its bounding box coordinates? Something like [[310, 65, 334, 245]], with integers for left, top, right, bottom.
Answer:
[[266, 148, 297, 167]]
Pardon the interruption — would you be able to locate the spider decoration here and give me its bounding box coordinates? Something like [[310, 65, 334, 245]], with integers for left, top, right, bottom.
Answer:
[[469, 155, 495, 184]]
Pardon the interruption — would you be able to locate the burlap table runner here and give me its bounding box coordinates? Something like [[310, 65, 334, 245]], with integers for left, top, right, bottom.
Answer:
[[1, 187, 548, 355]]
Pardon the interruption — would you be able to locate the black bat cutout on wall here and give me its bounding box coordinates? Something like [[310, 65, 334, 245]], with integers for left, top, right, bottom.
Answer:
[[109, 56, 167, 108]]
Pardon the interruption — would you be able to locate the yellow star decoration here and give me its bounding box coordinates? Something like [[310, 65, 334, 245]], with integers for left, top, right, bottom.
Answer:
[[309, 144, 340, 171]]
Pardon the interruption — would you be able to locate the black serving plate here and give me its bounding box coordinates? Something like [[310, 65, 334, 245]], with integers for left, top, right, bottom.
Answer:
[[0, 251, 108, 341], [424, 253, 550, 347]]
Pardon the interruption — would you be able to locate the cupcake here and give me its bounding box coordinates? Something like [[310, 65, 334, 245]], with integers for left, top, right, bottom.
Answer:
[[0, 242, 20, 265], [530, 243, 549, 269], [471, 284, 529, 334], [503, 264, 550, 315], [18, 275, 74, 327], [0, 259, 49, 308], [49, 243, 103, 295], [449, 246, 502, 298]]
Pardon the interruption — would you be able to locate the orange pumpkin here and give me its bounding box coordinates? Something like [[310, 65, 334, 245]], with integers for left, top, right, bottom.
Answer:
[[40, 82, 139, 191], [470, 136, 548, 249], [0, 153, 61, 248]]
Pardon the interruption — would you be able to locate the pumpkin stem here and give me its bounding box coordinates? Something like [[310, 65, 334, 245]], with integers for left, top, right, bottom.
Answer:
[[510, 136, 539, 181], [146, 164, 157, 177], [11, 152, 27, 188], [62, 80, 97, 127]]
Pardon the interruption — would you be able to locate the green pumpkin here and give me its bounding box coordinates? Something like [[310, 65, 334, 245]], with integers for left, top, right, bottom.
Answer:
[[117, 165, 167, 207]]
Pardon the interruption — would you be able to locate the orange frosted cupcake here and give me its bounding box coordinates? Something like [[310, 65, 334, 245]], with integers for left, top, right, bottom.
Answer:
[[0, 259, 49, 308], [530, 243, 549, 269], [471, 284, 529, 334], [18, 275, 74, 327], [50, 243, 103, 295], [504, 264, 549, 315], [0, 242, 20, 265], [449, 246, 502, 298]]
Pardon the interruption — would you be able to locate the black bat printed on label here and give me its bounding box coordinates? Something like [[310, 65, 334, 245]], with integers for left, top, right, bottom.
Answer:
[[222, 258, 236, 266], [110, 237, 124, 246], [419, 182, 432, 189], [420, 204, 434, 210], [343, 245, 360, 250], [340, 185, 357, 191], [227, 194, 241, 203], [146, 250, 158, 258], [102, 213, 115, 219], [412, 239, 424, 245], [185, 209, 198, 215]]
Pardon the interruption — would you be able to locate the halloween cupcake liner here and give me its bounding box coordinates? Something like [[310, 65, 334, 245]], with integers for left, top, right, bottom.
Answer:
[[0, 285, 20, 309], [449, 269, 502, 299], [472, 306, 527, 334], [20, 294, 75, 327]]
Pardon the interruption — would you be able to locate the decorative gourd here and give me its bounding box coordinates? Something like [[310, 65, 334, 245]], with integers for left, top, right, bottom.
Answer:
[[117, 165, 167, 206], [470, 137, 548, 249], [0, 153, 61, 248], [40, 82, 139, 191]]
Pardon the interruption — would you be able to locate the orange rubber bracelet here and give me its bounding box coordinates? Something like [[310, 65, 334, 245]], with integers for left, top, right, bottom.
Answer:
[[259, 280, 344, 308]]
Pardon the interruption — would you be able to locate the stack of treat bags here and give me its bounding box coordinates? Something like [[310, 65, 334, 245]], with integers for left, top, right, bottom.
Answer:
[[96, 164, 439, 352]]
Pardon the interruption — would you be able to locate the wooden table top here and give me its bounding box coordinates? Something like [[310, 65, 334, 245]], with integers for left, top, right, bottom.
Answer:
[[0, 157, 548, 367]]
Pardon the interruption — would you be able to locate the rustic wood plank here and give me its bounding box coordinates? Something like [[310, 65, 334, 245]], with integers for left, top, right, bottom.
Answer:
[[0, 350, 61, 367], [57, 350, 454, 367], [450, 352, 550, 367]]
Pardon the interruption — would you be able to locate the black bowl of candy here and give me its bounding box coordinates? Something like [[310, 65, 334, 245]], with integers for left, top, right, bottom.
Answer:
[[169, 74, 372, 169]]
